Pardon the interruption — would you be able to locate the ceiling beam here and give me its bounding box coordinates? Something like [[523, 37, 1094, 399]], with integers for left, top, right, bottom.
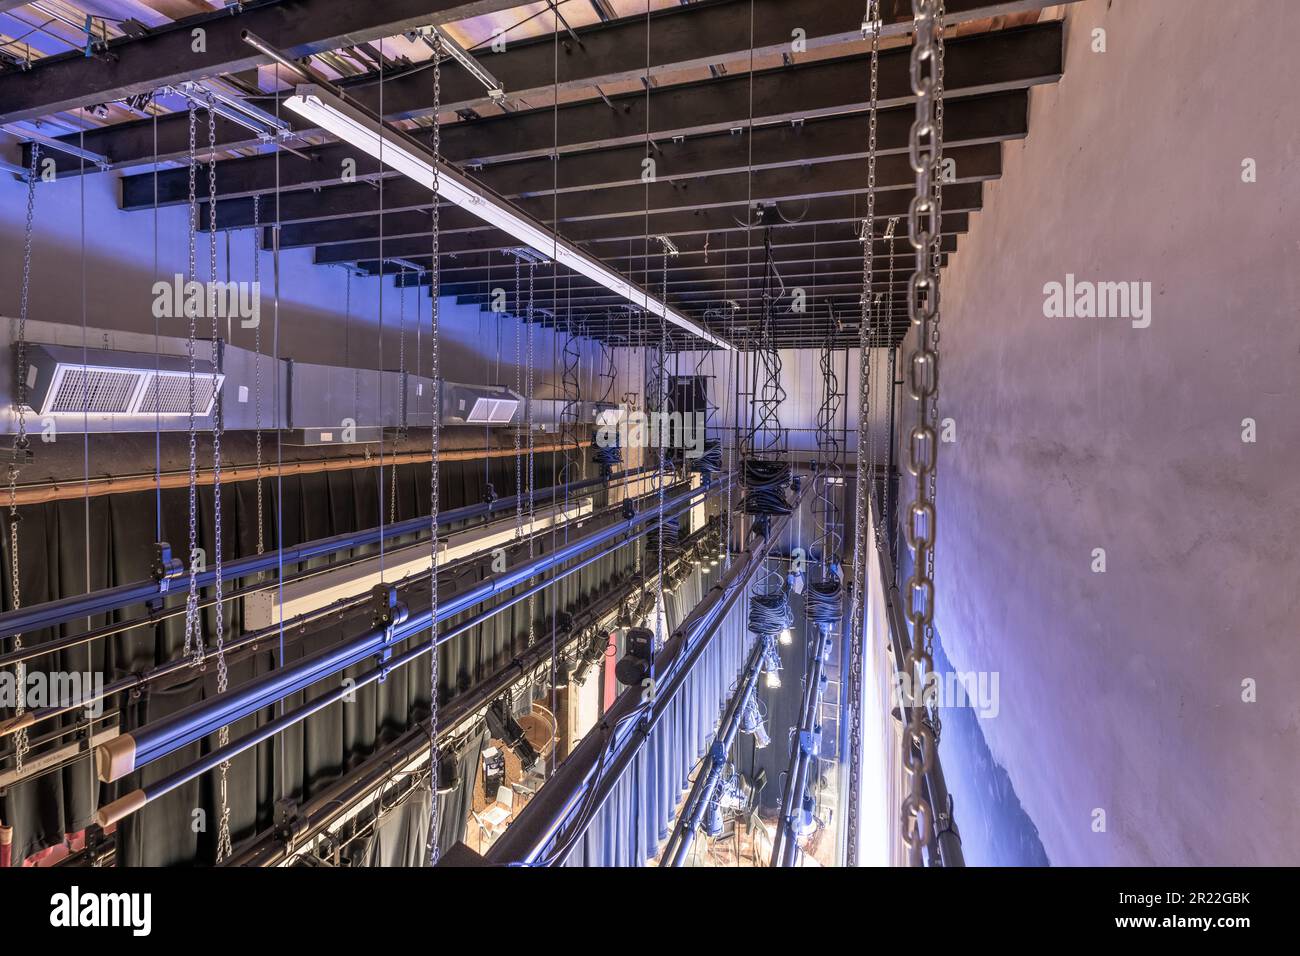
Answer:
[[198, 139, 993, 231], [26, 4, 1068, 171], [297, 210, 967, 254], [312, 189, 981, 263], [120, 90, 1026, 209], [0, 0, 522, 125], [423, 237, 958, 281]]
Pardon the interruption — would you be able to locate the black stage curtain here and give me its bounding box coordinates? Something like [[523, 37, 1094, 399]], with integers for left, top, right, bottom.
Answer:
[[1, 451, 639, 866]]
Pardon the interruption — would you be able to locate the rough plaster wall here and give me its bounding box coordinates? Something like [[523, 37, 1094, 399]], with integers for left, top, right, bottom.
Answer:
[[899, 0, 1300, 865]]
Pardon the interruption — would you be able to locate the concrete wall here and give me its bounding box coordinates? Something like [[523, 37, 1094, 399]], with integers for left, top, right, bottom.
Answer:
[[897, 0, 1300, 865], [0, 139, 597, 393]]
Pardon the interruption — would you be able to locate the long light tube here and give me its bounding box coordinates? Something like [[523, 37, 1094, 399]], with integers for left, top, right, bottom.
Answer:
[[283, 83, 732, 350]]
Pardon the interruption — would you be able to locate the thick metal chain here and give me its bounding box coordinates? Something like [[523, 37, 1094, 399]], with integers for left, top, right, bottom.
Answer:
[[882, 217, 899, 554], [925, 0, 946, 747], [206, 106, 234, 863], [182, 103, 203, 666], [426, 37, 444, 866], [8, 143, 40, 771], [252, 195, 265, 555], [845, 0, 881, 868], [902, 0, 941, 865]]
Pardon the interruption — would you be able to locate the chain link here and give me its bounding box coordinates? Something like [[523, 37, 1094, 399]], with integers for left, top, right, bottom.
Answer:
[[205, 105, 234, 863], [924, 0, 945, 749], [252, 195, 265, 556], [901, 0, 942, 865], [844, 0, 881, 868], [525, 261, 536, 650], [426, 38, 443, 866], [7, 142, 41, 771], [182, 103, 203, 666]]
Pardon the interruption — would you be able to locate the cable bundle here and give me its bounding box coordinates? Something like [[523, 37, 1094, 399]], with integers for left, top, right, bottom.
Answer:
[[805, 578, 843, 627], [591, 439, 622, 477], [740, 458, 793, 517], [646, 515, 680, 558], [689, 438, 723, 477], [748, 588, 793, 636]]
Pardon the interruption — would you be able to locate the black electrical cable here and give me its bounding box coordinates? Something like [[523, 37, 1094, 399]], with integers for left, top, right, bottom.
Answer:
[[804, 578, 843, 627], [740, 458, 792, 517], [747, 588, 793, 636]]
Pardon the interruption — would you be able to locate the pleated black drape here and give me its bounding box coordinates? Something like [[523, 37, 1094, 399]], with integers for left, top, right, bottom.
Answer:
[[1, 450, 649, 866]]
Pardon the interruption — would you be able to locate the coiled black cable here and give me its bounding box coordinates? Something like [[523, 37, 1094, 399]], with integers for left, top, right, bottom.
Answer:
[[646, 515, 680, 557], [689, 437, 723, 477], [805, 578, 843, 627], [748, 588, 793, 636], [740, 458, 793, 516]]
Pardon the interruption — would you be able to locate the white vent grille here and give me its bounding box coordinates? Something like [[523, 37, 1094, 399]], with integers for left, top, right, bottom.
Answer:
[[46, 368, 142, 414], [37, 363, 224, 418], [467, 397, 519, 424], [137, 371, 221, 416]]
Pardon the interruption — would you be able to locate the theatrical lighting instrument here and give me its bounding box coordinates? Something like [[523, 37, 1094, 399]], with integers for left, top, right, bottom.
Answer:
[[739, 694, 770, 749], [702, 768, 746, 837], [614, 626, 655, 686]]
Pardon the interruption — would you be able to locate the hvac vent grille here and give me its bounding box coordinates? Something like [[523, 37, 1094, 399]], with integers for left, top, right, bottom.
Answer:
[[46, 368, 142, 414], [137, 371, 220, 416], [467, 397, 518, 424]]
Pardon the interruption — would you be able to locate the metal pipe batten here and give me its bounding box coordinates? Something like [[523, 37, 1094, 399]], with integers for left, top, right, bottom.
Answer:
[[224, 522, 717, 867], [771, 624, 833, 867], [0, 467, 649, 639], [96, 477, 726, 785]]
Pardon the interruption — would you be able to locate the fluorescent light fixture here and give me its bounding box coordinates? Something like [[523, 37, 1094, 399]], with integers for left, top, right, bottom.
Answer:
[[284, 83, 732, 350]]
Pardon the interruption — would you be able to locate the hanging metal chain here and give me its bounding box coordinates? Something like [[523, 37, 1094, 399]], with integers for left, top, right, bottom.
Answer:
[[182, 103, 204, 666], [252, 195, 265, 555], [882, 217, 899, 554], [391, 271, 407, 526], [7, 142, 41, 772], [902, 0, 941, 865], [525, 261, 536, 650], [426, 38, 444, 866], [924, 0, 946, 748], [206, 105, 234, 863], [513, 255, 524, 540], [845, 0, 881, 868], [654, 247, 668, 651]]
